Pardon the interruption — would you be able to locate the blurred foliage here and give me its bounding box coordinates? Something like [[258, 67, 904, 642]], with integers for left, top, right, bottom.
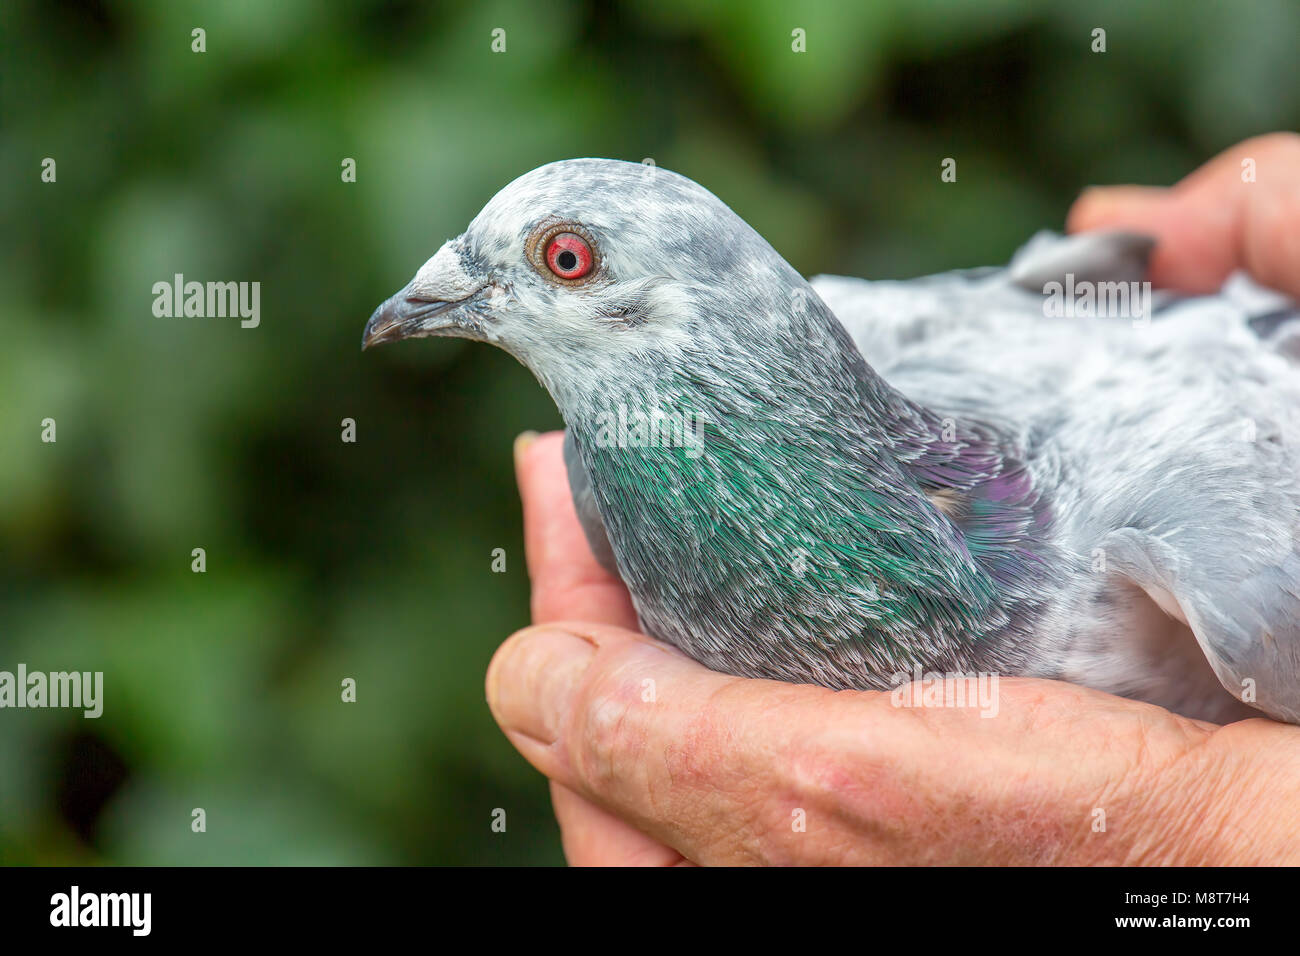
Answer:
[[0, 0, 1296, 864]]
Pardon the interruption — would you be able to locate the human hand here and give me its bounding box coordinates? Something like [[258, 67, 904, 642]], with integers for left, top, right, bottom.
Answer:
[[488, 432, 1300, 865], [1068, 132, 1300, 299]]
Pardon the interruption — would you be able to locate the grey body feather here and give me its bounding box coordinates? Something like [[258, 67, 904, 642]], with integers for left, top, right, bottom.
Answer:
[[812, 236, 1300, 722]]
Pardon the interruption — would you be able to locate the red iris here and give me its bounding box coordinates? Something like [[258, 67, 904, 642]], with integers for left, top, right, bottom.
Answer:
[[545, 232, 593, 279]]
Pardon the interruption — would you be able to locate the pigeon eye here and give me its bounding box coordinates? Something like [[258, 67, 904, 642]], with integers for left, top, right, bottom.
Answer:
[[545, 232, 593, 280]]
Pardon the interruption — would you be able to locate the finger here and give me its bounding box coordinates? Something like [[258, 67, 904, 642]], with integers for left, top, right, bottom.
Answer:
[[1067, 133, 1300, 298], [512, 431, 659, 862], [486, 618, 844, 863], [1068, 184, 1231, 292], [514, 431, 637, 627], [486, 619, 1224, 864], [549, 783, 689, 866]]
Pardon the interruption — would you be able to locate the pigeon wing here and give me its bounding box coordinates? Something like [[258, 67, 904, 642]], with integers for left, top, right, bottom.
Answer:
[[1099, 526, 1300, 723], [811, 230, 1159, 366]]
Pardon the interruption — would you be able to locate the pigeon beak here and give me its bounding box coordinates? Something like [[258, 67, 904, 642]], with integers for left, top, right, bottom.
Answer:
[[362, 239, 488, 350], [362, 286, 474, 349]]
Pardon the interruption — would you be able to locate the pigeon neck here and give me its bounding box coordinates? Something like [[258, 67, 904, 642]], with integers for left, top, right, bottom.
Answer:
[[568, 340, 1022, 657]]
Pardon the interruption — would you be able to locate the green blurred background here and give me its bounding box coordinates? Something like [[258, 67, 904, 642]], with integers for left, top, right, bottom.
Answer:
[[1, 0, 1296, 865]]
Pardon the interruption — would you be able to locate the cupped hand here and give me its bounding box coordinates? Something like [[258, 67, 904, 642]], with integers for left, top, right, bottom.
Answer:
[[489, 433, 1300, 865]]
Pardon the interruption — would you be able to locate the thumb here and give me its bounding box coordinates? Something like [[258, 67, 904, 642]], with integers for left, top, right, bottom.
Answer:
[[1067, 133, 1300, 298], [1067, 184, 1240, 294], [484, 619, 835, 863]]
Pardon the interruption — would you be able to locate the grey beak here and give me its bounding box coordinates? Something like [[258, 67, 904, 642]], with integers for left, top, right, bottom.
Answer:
[[362, 239, 488, 350], [362, 287, 467, 350]]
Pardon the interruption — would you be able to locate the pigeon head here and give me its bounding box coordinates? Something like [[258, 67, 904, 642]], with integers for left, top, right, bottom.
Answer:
[[362, 158, 822, 412]]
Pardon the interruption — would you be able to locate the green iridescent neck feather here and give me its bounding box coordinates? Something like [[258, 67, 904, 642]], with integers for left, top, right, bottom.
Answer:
[[568, 330, 1051, 683]]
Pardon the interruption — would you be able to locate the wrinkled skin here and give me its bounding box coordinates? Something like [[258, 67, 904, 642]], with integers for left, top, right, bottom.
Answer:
[[487, 134, 1300, 865]]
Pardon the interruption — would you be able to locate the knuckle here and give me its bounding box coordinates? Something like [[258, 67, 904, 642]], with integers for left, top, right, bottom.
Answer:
[[568, 663, 647, 797], [783, 739, 873, 817]]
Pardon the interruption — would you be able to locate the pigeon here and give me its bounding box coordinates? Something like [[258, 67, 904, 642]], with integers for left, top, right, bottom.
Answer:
[[364, 158, 1300, 725]]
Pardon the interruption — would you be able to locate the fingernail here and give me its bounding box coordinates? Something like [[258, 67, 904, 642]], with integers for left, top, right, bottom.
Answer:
[[487, 625, 597, 743], [513, 430, 539, 469]]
